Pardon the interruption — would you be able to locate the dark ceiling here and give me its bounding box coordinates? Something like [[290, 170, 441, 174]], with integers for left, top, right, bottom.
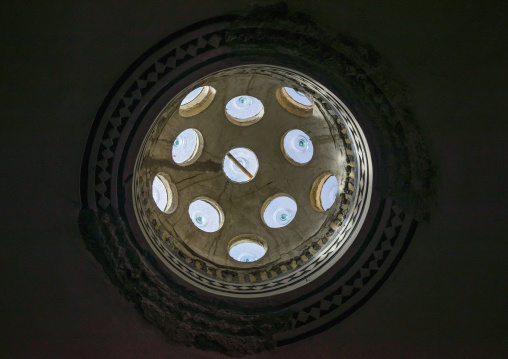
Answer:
[[1, 1, 507, 358]]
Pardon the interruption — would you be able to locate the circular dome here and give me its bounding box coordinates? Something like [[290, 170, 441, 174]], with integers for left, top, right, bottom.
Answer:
[[132, 66, 352, 284], [223, 147, 259, 183], [281, 129, 314, 165], [81, 14, 429, 355], [134, 67, 354, 288], [225, 95, 264, 126]]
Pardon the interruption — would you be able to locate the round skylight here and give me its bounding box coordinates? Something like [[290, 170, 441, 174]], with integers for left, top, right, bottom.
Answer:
[[282, 129, 314, 165], [179, 86, 216, 117], [152, 175, 168, 211], [181, 86, 203, 105], [188, 198, 224, 233], [284, 87, 312, 106], [229, 241, 266, 263], [310, 173, 340, 212], [261, 194, 298, 228], [276, 87, 313, 117], [225, 95, 264, 126], [321, 175, 339, 211], [172, 128, 203, 165], [151, 173, 178, 214], [223, 147, 259, 183]]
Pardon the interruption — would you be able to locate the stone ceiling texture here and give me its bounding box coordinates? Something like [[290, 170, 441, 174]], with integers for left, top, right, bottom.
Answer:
[[1, 1, 507, 358]]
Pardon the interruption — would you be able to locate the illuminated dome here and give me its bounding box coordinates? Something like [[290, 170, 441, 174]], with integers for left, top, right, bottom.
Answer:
[[80, 9, 430, 356]]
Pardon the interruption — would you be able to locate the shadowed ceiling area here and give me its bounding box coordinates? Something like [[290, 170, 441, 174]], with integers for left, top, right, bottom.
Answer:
[[1, 1, 507, 358]]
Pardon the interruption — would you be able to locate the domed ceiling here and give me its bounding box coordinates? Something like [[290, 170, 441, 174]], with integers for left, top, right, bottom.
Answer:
[[3, 1, 507, 358], [79, 4, 431, 355]]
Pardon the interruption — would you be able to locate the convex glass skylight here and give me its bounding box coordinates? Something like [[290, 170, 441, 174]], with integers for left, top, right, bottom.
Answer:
[[229, 241, 266, 263], [310, 173, 339, 212], [151, 173, 177, 213], [223, 147, 259, 183], [321, 175, 339, 211], [276, 87, 313, 117], [179, 86, 216, 117], [282, 129, 314, 165], [181, 87, 203, 105], [172, 128, 203, 165], [188, 198, 224, 233], [261, 194, 298, 228], [152, 175, 168, 212], [284, 87, 312, 106], [225, 95, 264, 126]]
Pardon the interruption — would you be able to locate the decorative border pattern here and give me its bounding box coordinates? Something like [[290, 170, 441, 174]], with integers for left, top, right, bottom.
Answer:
[[89, 29, 227, 212], [292, 200, 411, 328]]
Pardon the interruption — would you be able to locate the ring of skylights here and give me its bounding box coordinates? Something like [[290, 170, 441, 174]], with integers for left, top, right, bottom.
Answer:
[[225, 95, 264, 126], [310, 173, 340, 212], [179, 86, 216, 117], [132, 65, 367, 297], [261, 194, 298, 228], [228, 235, 267, 263], [135, 67, 355, 276], [276, 87, 313, 117], [281, 129, 314, 165], [188, 197, 224, 233], [223, 147, 259, 183], [172, 128, 204, 165], [151, 173, 178, 213]]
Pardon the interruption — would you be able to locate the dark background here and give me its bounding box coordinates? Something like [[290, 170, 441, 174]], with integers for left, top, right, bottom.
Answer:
[[1, 1, 507, 358]]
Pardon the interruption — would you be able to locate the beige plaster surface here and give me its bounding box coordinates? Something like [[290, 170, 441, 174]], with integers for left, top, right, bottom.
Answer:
[[142, 69, 348, 268]]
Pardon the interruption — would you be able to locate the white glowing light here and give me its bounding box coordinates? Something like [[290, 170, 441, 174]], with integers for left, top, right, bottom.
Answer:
[[188, 199, 223, 233], [284, 87, 312, 106], [181, 87, 204, 105], [152, 175, 168, 211], [282, 129, 314, 164], [263, 195, 297, 228], [172, 128, 200, 164], [321, 175, 339, 211], [229, 242, 266, 263], [223, 147, 259, 183]]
